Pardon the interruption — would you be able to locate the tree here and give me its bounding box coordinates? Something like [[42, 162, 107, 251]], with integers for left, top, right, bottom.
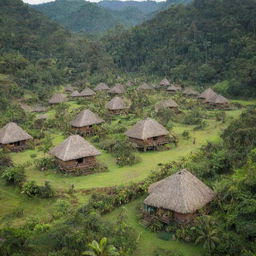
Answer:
[[82, 237, 119, 256]]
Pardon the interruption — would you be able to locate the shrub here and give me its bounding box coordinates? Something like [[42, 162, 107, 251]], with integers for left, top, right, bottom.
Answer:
[[2, 165, 26, 187], [0, 149, 12, 170], [22, 181, 55, 198], [35, 157, 57, 171]]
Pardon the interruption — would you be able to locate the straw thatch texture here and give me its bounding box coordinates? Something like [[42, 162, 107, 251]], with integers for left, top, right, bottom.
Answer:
[[144, 169, 214, 214], [109, 84, 126, 94], [159, 78, 171, 87], [50, 135, 100, 161], [138, 83, 153, 90], [32, 105, 47, 113], [183, 88, 199, 96], [65, 85, 74, 93], [125, 118, 169, 140], [198, 88, 217, 100], [70, 90, 81, 97], [49, 93, 67, 104], [155, 99, 178, 111], [205, 94, 229, 105], [71, 109, 104, 128], [94, 83, 110, 91], [80, 88, 96, 97], [106, 96, 128, 110], [0, 122, 33, 144], [166, 85, 180, 92]]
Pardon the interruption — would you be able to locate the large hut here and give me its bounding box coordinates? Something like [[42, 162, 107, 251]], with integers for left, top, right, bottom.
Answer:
[[50, 135, 100, 172], [159, 78, 171, 88], [106, 96, 128, 114], [125, 118, 170, 151], [198, 88, 217, 101], [183, 88, 199, 97], [144, 169, 215, 224], [80, 88, 96, 98], [49, 93, 67, 104], [94, 83, 110, 92], [205, 94, 229, 108], [138, 83, 153, 91], [109, 84, 126, 95], [71, 109, 104, 135], [0, 122, 33, 151], [166, 84, 181, 93], [155, 99, 178, 112]]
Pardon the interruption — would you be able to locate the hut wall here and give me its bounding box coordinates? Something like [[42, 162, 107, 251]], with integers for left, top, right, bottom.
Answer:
[[56, 156, 97, 172], [1, 140, 28, 152], [72, 125, 101, 135], [108, 109, 126, 115], [128, 135, 169, 150]]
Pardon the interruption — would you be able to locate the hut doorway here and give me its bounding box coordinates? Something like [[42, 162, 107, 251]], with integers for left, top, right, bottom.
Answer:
[[77, 158, 84, 164]]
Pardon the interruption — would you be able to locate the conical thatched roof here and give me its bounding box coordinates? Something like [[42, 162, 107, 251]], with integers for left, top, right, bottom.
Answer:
[[109, 84, 126, 94], [70, 90, 81, 97], [50, 135, 100, 161], [32, 105, 47, 113], [198, 88, 217, 100], [65, 85, 74, 92], [125, 118, 169, 140], [71, 109, 104, 128], [205, 94, 229, 104], [183, 88, 199, 96], [94, 83, 109, 91], [0, 122, 33, 144], [159, 78, 171, 87], [106, 96, 128, 110], [49, 93, 67, 104], [166, 85, 180, 92], [155, 99, 178, 111], [138, 83, 153, 90], [144, 169, 214, 214], [20, 103, 33, 113], [80, 88, 96, 97]]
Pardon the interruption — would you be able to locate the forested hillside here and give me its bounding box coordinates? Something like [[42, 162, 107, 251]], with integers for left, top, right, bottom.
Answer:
[[0, 0, 114, 96], [104, 0, 256, 96], [32, 0, 145, 33]]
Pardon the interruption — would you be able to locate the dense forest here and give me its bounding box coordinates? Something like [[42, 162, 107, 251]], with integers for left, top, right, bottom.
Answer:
[[103, 0, 256, 96]]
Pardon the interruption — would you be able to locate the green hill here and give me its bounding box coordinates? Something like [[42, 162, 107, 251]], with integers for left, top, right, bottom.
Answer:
[[104, 0, 256, 96]]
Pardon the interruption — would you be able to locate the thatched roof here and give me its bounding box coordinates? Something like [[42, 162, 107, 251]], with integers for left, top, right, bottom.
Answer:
[[49, 93, 67, 104], [80, 88, 96, 97], [155, 99, 178, 111], [125, 118, 169, 140], [70, 90, 81, 97], [159, 78, 171, 86], [109, 84, 126, 94], [94, 83, 109, 91], [65, 85, 74, 92], [183, 88, 199, 96], [205, 94, 229, 105], [0, 122, 33, 144], [106, 96, 128, 110], [138, 83, 153, 90], [198, 88, 217, 100], [32, 105, 47, 113], [71, 109, 104, 127], [50, 135, 100, 161], [144, 169, 215, 214], [20, 103, 33, 113], [166, 85, 180, 92]]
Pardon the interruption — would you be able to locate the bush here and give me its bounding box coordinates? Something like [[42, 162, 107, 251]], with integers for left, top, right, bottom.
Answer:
[[35, 157, 57, 171], [2, 165, 26, 187], [22, 181, 55, 198], [0, 149, 13, 170]]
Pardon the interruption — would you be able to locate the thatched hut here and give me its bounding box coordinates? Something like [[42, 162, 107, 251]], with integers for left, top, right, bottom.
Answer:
[[155, 99, 178, 112], [0, 122, 33, 151], [20, 103, 33, 113], [144, 169, 215, 224], [65, 85, 74, 93], [138, 83, 153, 91], [159, 78, 171, 88], [94, 83, 110, 92], [125, 118, 170, 151], [32, 105, 47, 113], [205, 94, 229, 108], [80, 88, 96, 98], [49, 93, 67, 104], [166, 84, 181, 93], [109, 84, 126, 95], [71, 109, 104, 135], [70, 90, 81, 98], [106, 96, 128, 114], [50, 135, 100, 172], [183, 88, 199, 97], [198, 88, 217, 101]]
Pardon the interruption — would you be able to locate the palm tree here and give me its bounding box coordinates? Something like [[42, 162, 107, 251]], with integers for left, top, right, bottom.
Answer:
[[82, 237, 119, 256]]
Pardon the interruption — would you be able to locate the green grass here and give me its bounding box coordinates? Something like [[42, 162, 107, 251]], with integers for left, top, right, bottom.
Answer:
[[104, 198, 202, 256]]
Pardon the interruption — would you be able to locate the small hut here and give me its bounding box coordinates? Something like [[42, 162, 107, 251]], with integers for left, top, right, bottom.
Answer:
[[125, 118, 170, 151], [94, 83, 110, 92], [138, 83, 153, 91], [65, 85, 74, 93], [80, 88, 96, 98], [70, 90, 81, 98], [166, 84, 181, 93], [0, 122, 33, 151], [71, 109, 104, 135], [144, 169, 215, 224], [109, 84, 126, 95], [155, 99, 178, 112], [198, 88, 217, 101], [159, 78, 171, 88], [49, 93, 67, 104], [183, 88, 199, 97], [205, 94, 229, 108], [50, 135, 101, 172], [32, 105, 47, 113], [106, 96, 128, 114]]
